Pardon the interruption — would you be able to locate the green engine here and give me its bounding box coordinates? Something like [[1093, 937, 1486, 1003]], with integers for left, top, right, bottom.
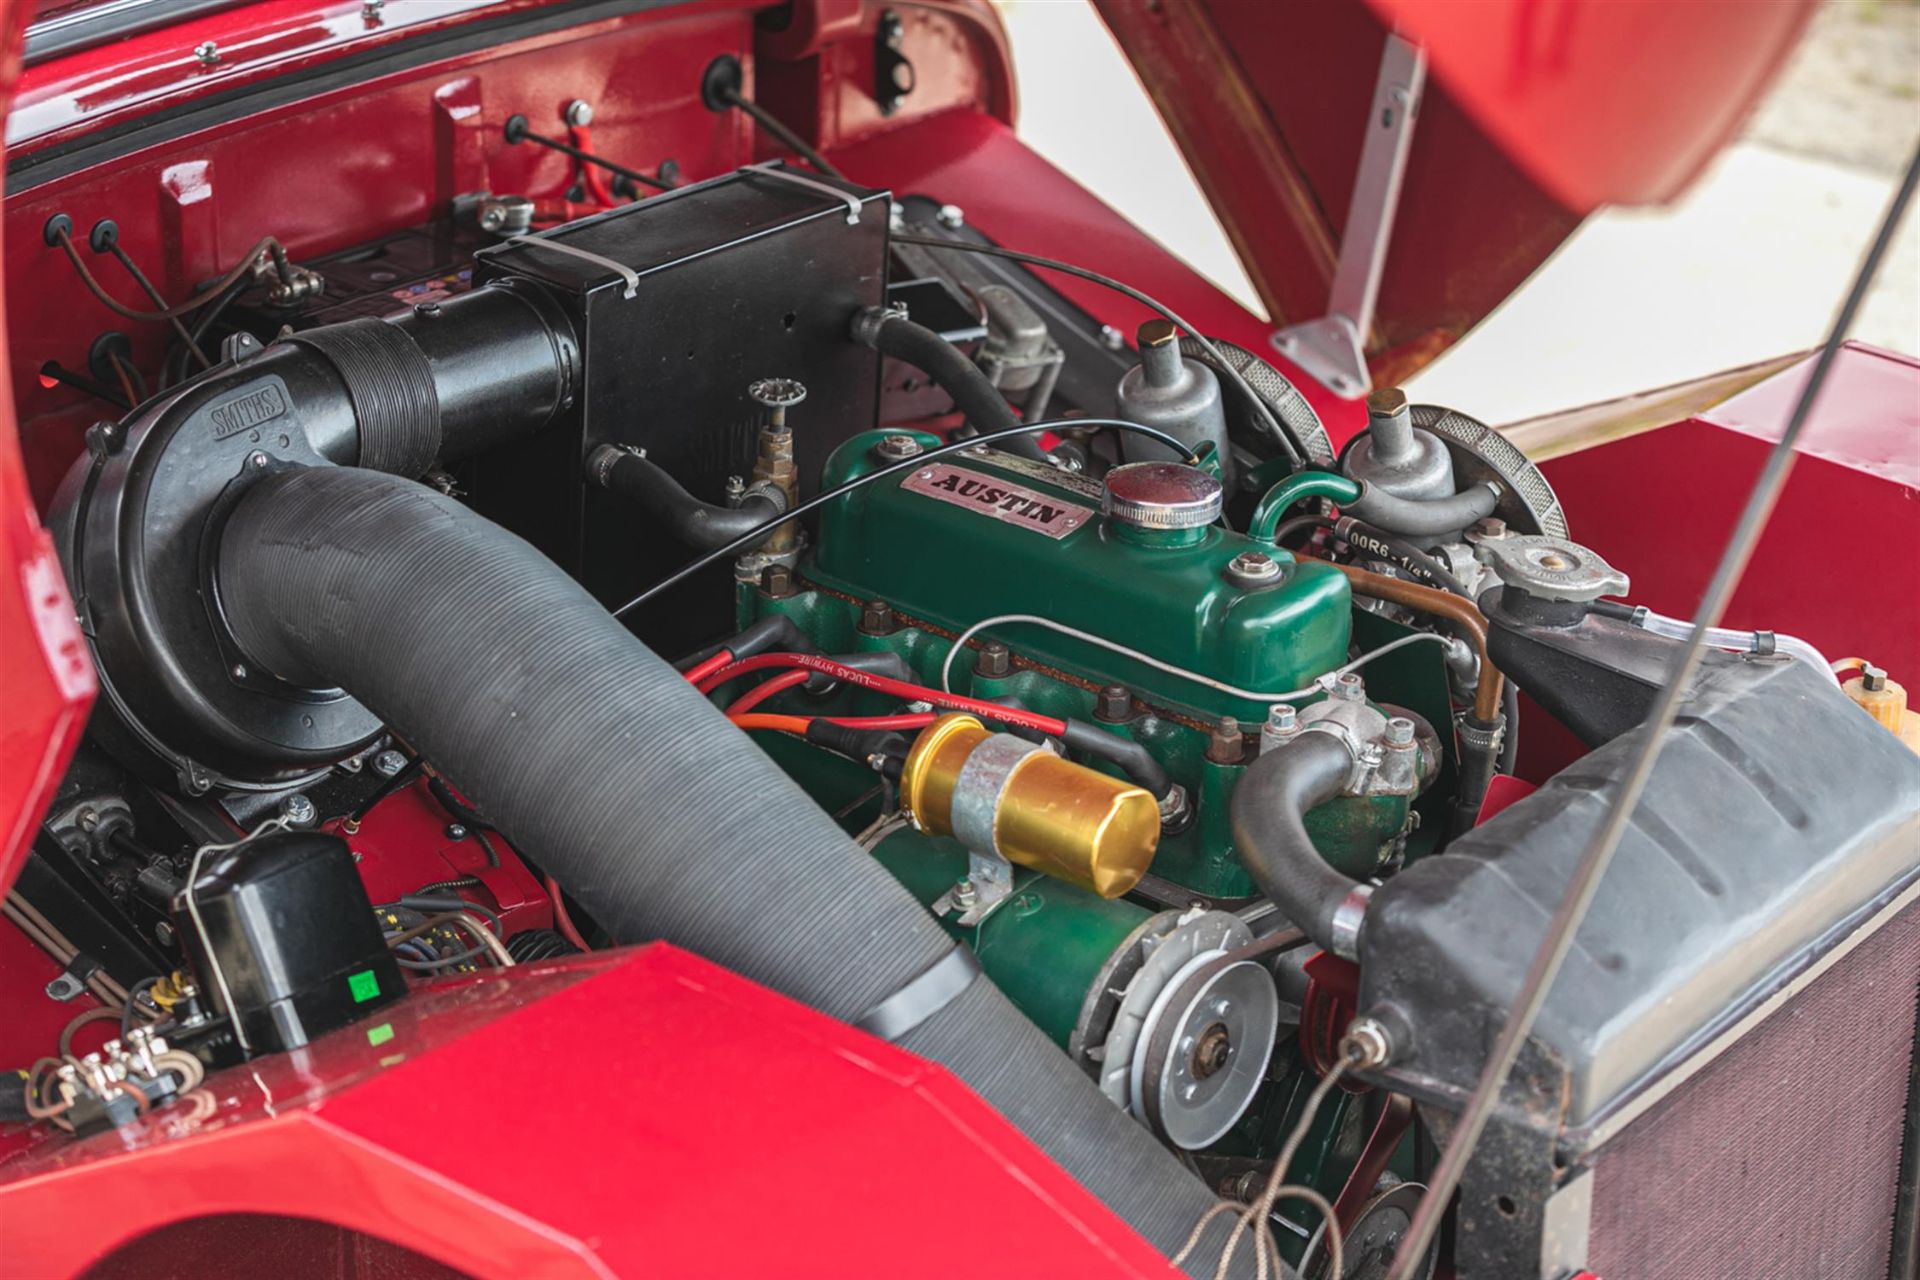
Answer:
[[721, 427, 1450, 1237]]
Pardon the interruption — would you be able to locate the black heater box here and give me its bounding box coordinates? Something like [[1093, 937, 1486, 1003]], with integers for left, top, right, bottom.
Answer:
[[470, 167, 891, 647]]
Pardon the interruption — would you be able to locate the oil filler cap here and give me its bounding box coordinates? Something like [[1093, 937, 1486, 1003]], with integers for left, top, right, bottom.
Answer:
[[1102, 461, 1222, 530]]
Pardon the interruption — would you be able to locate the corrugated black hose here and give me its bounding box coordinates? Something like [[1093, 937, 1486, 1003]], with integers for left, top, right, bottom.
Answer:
[[214, 465, 1249, 1274]]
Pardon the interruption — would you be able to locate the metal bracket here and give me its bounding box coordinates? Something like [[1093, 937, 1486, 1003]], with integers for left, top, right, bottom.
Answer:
[[931, 847, 1015, 927], [1270, 33, 1426, 399], [505, 233, 641, 299], [45, 953, 104, 1002], [739, 161, 862, 225]]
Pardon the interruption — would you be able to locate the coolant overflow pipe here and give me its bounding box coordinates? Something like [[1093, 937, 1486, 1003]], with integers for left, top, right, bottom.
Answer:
[[1250, 470, 1501, 541]]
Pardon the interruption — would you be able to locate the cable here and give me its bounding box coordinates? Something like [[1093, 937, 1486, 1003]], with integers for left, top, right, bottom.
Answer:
[[546, 874, 594, 951], [682, 651, 735, 685], [697, 652, 1069, 735], [891, 233, 1305, 468], [939, 614, 1450, 705], [54, 227, 284, 323], [108, 242, 211, 369], [1386, 137, 1920, 1280], [1217, 1055, 1355, 1280], [717, 85, 845, 178], [611, 417, 1195, 619], [120, 975, 164, 1041], [58, 1006, 122, 1059], [726, 668, 811, 714], [730, 712, 937, 735]]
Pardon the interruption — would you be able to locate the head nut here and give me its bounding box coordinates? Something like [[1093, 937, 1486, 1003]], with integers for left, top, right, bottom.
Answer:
[[1385, 716, 1416, 746], [1095, 684, 1135, 723], [1332, 672, 1365, 702], [975, 640, 1012, 680], [758, 563, 795, 598], [859, 600, 897, 636], [875, 433, 924, 461], [1207, 717, 1245, 764], [1225, 550, 1283, 588]]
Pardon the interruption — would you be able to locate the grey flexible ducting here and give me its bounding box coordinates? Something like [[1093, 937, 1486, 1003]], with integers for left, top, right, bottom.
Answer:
[[215, 465, 1251, 1275], [1229, 733, 1359, 957]]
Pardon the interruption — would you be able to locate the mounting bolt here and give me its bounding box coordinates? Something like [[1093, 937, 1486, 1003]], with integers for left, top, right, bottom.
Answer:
[[875, 433, 924, 461], [230, 663, 248, 680], [1207, 717, 1244, 765], [975, 640, 1012, 680], [1094, 684, 1134, 723], [1471, 516, 1509, 541], [361, 0, 384, 20], [1260, 703, 1300, 755], [936, 204, 965, 229], [194, 41, 221, 67], [248, 451, 269, 468], [1343, 1016, 1397, 1069], [445, 823, 468, 841], [759, 563, 795, 598], [1224, 550, 1282, 589], [371, 749, 407, 778], [279, 793, 317, 828], [955, 877, 978, 909], [1099, 324, 1126, 351], [564, 98, 594, 127], [1862, 663, 1889, 692], [1332, 672, 1365, 703], [859, 599, 897, 636]]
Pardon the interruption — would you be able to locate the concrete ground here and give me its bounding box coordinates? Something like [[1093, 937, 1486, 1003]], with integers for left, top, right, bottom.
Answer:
[[992, 0, 1920, 425]]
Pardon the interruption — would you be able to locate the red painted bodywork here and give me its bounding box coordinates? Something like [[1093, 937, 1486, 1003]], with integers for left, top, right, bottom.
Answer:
[[1366, 0, 1821, 212], [0, 2, 1910, 1276], [1, 943, 1183, 1279]]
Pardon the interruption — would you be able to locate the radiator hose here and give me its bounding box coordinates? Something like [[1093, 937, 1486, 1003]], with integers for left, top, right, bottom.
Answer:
[[214, 465, 1247, 1274], [851, 307, 1052, 462], [1229, 732, 1365, 958]]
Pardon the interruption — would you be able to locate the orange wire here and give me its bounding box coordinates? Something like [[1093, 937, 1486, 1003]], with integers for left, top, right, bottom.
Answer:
[[728, 713, 815, 734]]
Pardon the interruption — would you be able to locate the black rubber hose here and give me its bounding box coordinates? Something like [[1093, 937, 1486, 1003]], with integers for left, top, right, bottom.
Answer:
[[673, 615, 815, 671], [1346, 480, 1500, 538], [587, 444, 785, 551], [215, 466, 1241, 1272], [1061, 719, 1173, 800], [1229, 732, 1358, 957], [853, 309, 1051, 462]]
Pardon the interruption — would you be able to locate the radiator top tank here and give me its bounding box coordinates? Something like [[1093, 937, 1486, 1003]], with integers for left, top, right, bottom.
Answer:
[[810, 431, 1351, 723]]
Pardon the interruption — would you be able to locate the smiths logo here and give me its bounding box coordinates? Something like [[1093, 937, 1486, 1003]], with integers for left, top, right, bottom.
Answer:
[[207, 384, 288, 440], [900, 464, 1091, 540]]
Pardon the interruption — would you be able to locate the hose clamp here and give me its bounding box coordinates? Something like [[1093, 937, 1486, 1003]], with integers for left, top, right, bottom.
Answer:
[[852, 944, 983, 1043], [1329, 883, 1373, 960]]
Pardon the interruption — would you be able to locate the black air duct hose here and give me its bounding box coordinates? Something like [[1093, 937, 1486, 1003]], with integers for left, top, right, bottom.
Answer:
[[215, 465, 1246, 1274], [851, 308, 1052, 462], [1230, 733, 1362, 958]]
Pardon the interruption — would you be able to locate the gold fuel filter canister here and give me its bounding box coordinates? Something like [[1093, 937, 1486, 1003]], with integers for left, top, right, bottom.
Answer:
[[897, 714, 1160, 898]]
